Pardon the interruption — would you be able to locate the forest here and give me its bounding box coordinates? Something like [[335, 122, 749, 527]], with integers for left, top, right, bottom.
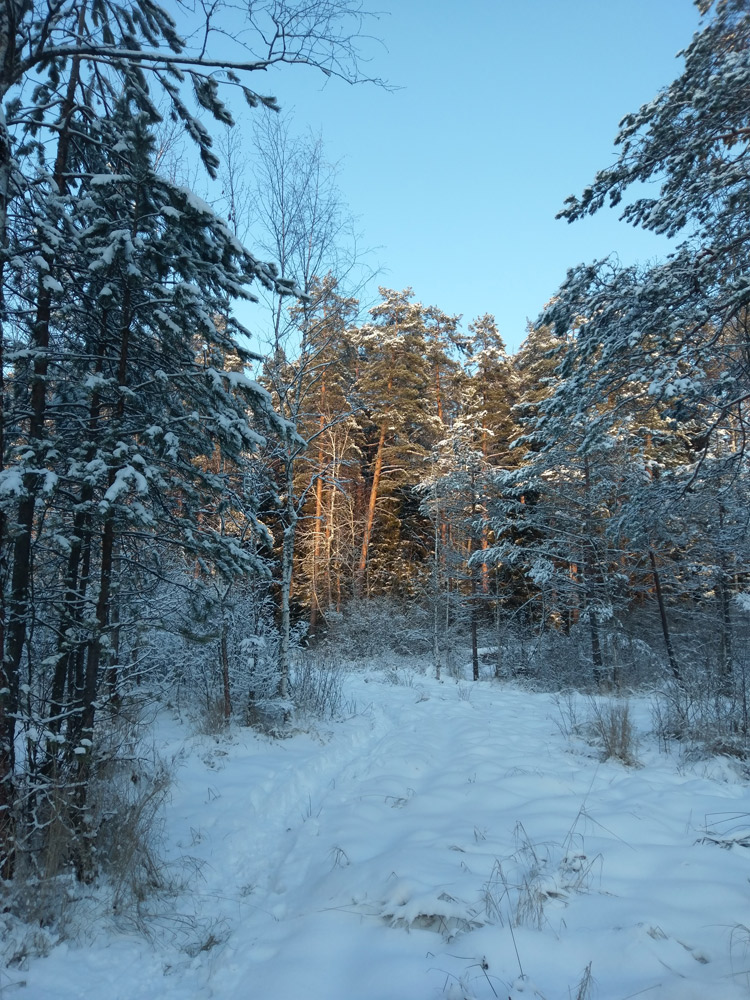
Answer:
[[1, 0, 750, 970]]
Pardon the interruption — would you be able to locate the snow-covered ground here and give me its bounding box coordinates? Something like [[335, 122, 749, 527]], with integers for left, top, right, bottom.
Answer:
[[6, 668, 750, 999]]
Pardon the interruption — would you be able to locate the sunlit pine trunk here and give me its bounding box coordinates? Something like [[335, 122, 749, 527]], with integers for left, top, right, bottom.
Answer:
[[358, 422, 387, 590], [469, 467, 480, 681], [309, 384, 327, 633], [324, 431, 347, 613], [325, 450, 337, 611], [309, 465, 325, 631], [432, 482, 441, 681], [479, 419, 490, 594], [278, 457, 297, 700]]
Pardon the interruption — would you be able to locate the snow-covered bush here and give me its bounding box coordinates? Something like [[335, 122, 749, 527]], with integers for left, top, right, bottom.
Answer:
[[320, 597, 433, 659], [288, 654, 350, 721]]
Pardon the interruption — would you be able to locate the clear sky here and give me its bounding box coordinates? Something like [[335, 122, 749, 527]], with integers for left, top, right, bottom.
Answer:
[[250, 0, 702, 354]]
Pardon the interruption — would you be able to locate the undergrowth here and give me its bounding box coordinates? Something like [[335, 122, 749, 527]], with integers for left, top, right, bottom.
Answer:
[[1, 699, 178, 967]]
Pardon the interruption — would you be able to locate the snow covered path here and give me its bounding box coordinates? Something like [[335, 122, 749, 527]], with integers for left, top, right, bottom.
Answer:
[[11, 672, 750, 999]]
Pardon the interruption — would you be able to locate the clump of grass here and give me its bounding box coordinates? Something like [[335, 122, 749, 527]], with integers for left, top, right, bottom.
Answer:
[[572, 961, 595, 1000], [552, 692, 583, 740], [554, 694, 639, 765], [197, 695, 230, 735], [587, 699, 638, 765], [481, 821, 601, 932]]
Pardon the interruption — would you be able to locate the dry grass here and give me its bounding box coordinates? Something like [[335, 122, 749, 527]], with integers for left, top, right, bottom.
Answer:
[[587, 699, 638, 765], [554, 694, 639, 765]]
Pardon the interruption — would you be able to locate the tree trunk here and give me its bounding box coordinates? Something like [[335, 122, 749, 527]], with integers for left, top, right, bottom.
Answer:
[[433, 487, 441, 681], [278, 460, 297, 700], [581, 456, 605, 687], [220, 624, 232, 720], [326, 458, 337, 611], [648, 548, 680, 682], [494, 579, 503, 680], [309, 401, 326, 633], [479, 535, 490, 593], [72, 250, 134, 878], [717, 566, 733, 693], [70, 515, 113, 883], [717, 502, 733, 692], [358, 421, 387, 586], [5, 3, 87, 704], [49, 506, 93, 738], [1, 37, 87, 875], [0, 94, 14, 879], [470, 568, 479, 681], [588, 607, 604, 687], [50, 347, 107, 734], [81, 520, 114, 739], [105, 579, 121, 700]]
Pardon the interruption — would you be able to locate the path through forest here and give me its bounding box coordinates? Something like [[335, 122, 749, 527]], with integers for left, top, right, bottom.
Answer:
[[11, 669, 750, 1000]]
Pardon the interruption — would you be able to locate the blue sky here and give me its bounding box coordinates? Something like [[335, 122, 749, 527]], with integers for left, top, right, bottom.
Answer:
[[254, 1, 701, 354]]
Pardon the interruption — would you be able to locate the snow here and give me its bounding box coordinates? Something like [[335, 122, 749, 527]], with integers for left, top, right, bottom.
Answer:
[[175, 185, 215, 218], [89, 174, 130, 186], [101, 464, 149, 505], [9, 671, 750, 1000], [41, 275, 63, 293], [0, 468, 24, 495]]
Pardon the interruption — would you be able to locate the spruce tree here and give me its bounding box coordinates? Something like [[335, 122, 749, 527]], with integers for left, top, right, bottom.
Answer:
[[0, 0, 380, 881], [536, 0, 750, 691], [546, 0, 750, 464]]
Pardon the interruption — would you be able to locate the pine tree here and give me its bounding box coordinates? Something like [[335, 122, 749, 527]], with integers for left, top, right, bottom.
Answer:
[[462, 314, 518, 466], [289, 276, 361, 630], [423, 305, 463, 428], [353, 289, 439, 595]]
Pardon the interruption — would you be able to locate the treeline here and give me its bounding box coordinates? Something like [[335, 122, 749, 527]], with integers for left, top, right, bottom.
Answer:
[[261, 280, 750, 699], [261, 283, 518, 618]]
